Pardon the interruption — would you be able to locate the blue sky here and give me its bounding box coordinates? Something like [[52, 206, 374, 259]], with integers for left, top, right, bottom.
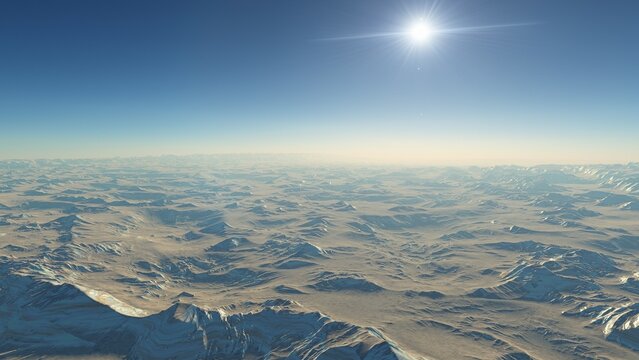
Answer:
[[1, 0, 638, 163]]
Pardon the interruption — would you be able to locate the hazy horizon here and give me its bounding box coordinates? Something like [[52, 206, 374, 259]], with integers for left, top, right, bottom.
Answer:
[[1, 151, 638, 167]]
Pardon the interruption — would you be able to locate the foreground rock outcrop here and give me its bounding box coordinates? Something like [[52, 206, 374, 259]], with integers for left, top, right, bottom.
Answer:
[[0, 267, 412, 360]]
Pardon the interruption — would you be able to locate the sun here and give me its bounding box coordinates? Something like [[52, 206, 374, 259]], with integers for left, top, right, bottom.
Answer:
[[408, 20, 436, 44]]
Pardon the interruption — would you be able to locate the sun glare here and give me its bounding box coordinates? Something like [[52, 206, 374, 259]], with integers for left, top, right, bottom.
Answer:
[[408, 20, 435, 44]]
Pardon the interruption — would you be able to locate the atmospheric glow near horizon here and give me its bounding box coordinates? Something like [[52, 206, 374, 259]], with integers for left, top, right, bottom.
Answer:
[[0, 0, 638, 164]]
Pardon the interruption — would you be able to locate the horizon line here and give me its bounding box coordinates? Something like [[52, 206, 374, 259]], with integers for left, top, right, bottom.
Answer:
[[0, 152, 636, 168]]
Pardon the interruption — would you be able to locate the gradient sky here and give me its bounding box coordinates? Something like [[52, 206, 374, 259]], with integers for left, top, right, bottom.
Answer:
[[1, 0, 638, 164]]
